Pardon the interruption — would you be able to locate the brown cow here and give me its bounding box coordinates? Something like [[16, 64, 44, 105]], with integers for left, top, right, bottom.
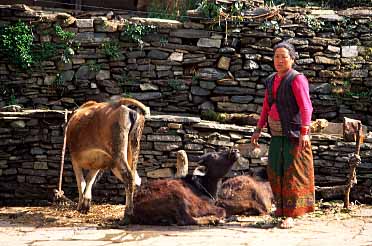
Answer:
[[66, 98, 149, 223], [132, 148, 240, 225]]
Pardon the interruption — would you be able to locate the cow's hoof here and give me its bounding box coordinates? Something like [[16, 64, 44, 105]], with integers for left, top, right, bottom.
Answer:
[[120, 214, 133, 225], [78, 199, 91, 214]]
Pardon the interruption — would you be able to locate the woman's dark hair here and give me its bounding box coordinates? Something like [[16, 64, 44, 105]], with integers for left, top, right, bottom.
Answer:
[[273, 41, 297, 60]]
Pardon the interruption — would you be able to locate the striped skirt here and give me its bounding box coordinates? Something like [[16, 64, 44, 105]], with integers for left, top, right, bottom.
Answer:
[[267, 136, 315, 217]]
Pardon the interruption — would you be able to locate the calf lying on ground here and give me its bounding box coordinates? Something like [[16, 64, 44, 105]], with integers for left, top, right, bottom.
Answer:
[[217, 168, 273, 217], [132, 148, 240, 225]]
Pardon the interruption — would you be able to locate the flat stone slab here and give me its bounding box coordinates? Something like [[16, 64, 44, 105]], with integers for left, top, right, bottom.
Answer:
[[148, 115, 201, 123]]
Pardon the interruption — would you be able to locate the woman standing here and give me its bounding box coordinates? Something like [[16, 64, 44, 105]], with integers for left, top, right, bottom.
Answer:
[[251, 41, 314, 229]]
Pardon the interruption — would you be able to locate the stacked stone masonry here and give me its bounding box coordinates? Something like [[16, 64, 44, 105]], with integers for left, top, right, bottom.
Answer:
[[0, 111, 371, 205], [0, 5, 371, 130]]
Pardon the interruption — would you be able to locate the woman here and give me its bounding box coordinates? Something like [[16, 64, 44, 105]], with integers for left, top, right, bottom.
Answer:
[[251, 41, 315, 229]]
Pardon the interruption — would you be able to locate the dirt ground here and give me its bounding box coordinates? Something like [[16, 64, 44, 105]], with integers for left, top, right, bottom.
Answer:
[[1, 201, 372, 246]]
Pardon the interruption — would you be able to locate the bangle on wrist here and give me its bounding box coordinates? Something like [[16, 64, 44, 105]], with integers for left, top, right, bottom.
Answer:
[[254, 127, 262, 134], [300, 127, 309, 135]]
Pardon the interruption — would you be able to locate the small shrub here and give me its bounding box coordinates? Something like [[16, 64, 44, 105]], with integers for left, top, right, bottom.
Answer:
[[55, 25, 76, 63], [102, 40, 121, 59], [302, 15, 324, 32], [201, 109, 226, 123], [121, 22, 157, 48], [0, 21, 34, 69]]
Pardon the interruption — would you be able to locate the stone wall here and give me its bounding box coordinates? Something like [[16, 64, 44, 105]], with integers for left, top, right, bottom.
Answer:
[[0, 111, 371, 205], [0, 5, 372, 130]]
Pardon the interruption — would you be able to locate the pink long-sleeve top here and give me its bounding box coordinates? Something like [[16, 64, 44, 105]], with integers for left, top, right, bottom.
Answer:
[[257, 71, 313, 129]]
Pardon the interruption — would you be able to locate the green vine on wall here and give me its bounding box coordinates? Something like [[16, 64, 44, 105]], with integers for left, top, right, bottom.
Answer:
[[201, 109, 227, 123], [102, 40, 121, 59], [258, 20, 281, 34], [198, 0, 222, 19], [299, 15, 324, 32], [54, 25, 76, 63], [121, 21, 157, 48], [168, 79, 184, 90], [0, 21, 76, 70], [331, 80, 372, 99], [0, 21, 34, 69]]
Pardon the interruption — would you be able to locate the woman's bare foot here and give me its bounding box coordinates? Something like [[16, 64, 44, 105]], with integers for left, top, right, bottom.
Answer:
[[279, 217, 295, 229]]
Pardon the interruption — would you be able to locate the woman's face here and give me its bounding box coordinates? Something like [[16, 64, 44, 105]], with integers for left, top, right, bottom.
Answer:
[[274, 47, 294, 75]]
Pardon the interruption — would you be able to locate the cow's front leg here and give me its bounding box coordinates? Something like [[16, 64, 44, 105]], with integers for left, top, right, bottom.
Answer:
[[80, 169, 100, 214]]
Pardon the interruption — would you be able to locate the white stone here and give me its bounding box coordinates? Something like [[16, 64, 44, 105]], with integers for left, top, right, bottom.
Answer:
[[197, 38, 221, 48], [342, 46, 358, 58], [76, 19, 94, 28], [327, 45, 340, 53], [140, 83, 159, 91], [169, 52, 183, 62]]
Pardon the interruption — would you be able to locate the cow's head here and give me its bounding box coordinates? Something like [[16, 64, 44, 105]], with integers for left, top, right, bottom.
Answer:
[[195, 148, 240, 179], [192, 148, 240, 199]]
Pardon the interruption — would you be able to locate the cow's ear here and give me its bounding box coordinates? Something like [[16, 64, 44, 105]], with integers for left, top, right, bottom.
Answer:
[[193, 166, 207, 176]]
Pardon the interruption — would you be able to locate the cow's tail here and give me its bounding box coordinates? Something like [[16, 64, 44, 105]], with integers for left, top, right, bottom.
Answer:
[[54, 109, 73, 205], [118, 98, 150, 117]]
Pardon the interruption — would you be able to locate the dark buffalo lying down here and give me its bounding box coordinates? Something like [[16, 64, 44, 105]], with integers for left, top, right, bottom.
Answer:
[[217, 174, 273, 217], [132, 148, 240, 225]]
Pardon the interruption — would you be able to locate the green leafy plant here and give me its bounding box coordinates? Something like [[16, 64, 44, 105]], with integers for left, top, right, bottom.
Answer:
[[9, 89, 17, 106], [302, 15, 324, 32], [51, 73, 66, 96], [53, 73, 65, 87], [168, 79, 184, 90], [55, 25, 75, 42], [147, 0, 199, 21], [230, 1, 244, 16], [88, 63, 101, 72], [102, 40, 121, 59], [0, 21, 34, 69], [121, 22, 156, 48], [198, 0, 222, 18], [159, 36, 168, 47], [54, 24, 76, 63], [201, 109, 226, 122], [258, 20, 281, 34], [32, 42, 58, 64], [331, 80, 371, 98], [0, 22, 77, 69], [363, 47, 372, 60], [192, 74, 199, 83]]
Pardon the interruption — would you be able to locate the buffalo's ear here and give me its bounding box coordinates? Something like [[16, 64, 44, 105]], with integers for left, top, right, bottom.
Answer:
[[193, 165, 207, 176]]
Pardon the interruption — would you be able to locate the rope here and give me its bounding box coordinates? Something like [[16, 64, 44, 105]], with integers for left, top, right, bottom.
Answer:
[[56, 109, 68, 199], [192, 175, 216, 201], [348, 153, 361, 185]]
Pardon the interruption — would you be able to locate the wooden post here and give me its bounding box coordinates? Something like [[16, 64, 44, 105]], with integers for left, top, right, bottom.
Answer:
[[343, 122, 362, 209]]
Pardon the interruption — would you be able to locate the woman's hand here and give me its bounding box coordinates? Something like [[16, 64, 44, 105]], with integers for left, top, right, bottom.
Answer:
[[299, 134, 311, 150], [251, 128, 261, 148], [299, 126, 311, 150]]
